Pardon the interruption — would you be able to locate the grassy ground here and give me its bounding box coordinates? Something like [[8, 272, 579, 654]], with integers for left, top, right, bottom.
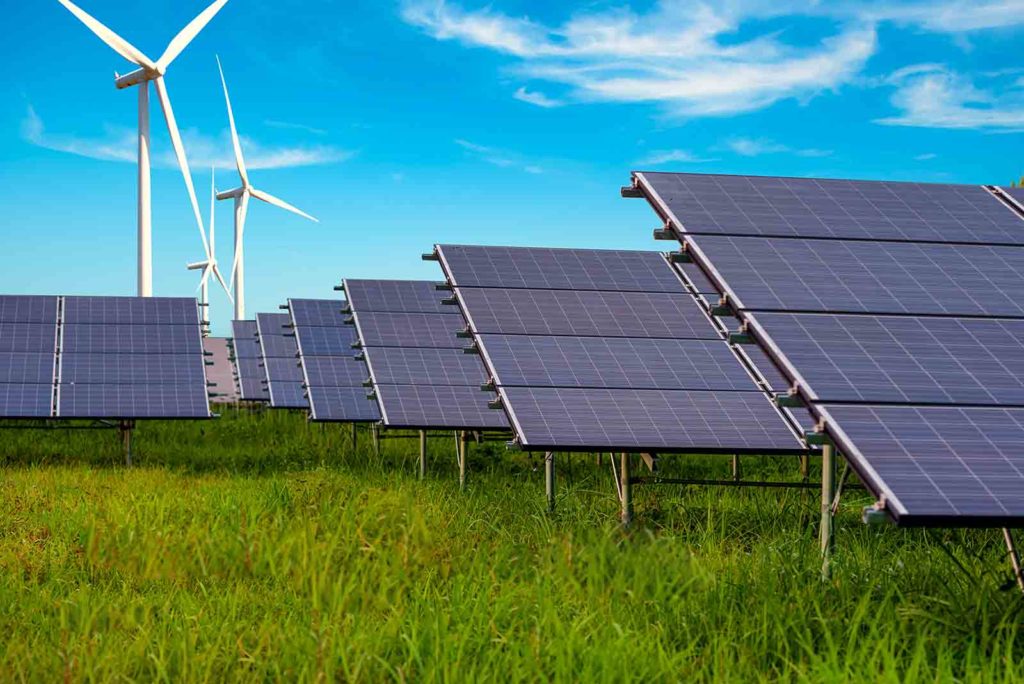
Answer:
[[0, 408, 1021, 682]]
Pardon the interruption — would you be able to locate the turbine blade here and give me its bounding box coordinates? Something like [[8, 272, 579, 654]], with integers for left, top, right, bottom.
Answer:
[[208, 167, 216, 258], [229, 192, 250, 286], [215, 55, 248, 187], [213, 264, 234, 302], [57, 0, 156, 70], [158, 0, 230, 70], [251, 187, 318, 223], [200, 263, 213, 290], [153, 76, 210, 257]]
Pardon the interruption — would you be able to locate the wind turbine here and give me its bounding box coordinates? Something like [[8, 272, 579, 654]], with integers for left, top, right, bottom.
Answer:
[[57, 0, 229, 296], [214, 56, 318, 320], [188, 169, 232, 333]]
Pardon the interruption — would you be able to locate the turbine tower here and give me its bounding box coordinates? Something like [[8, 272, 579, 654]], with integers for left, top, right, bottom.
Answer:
[[188, 169, 232, 334], [57, 0, 229, 296], [215, 56, 318, 319]]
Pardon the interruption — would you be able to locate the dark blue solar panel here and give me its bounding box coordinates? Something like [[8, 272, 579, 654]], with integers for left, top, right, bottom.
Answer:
[[500, 387, 801, 452], [61, 324, 201, 354], [1001, 186, 1024, 209], [294, 326, 359, 356], [689, 235, 1024, 317], [818, 404, 1024, 525], [60, 353, 204, 385], [343, 280, 450, 314], [480, 335, 758, 392], [0, 383, 53, 417], [375, 384, 508, 429], [751, 313, 1024, 405], [64, 296, 199, 325], [354, 312, 463, 348], [675, 261, 718, 294], [437, 245, 684, 292], [238, 375, 268, 401], [0, 352, 55, 383], [308, 386, 380, 421], [231, 320, 261, 358], [639, 172, 1024, 245], [0, 296, 58, 323], [268, 381, 307, 409], [302, 356, 367, 387], [288, 299, 347, 327], [0, 323, 57, 353], [458, 288, 716, 339], [256, 313, 306, 408], [263, 357, 304, 382], [57, 384, 209, 418], [736, 344, 790, 393], [365, 347, 487, 386]]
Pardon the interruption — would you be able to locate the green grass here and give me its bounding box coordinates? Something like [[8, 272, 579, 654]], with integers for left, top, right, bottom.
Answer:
[[0, 408, 1021, 682]]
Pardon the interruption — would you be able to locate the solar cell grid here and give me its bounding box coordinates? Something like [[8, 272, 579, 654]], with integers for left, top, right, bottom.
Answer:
[[295, 325, 358, 356], [343, 280, 451, 314], [0, 296, 58, 323], [0, 383, 53, 417], [375, 384, 509, 429], [60, 353, 205, 385], [675, 261, 719, 294], [230, 321, 261, 358], [0, 352, 54, 384], [0, 323, 57, 353], [458, 288, 716, 339], [638, 172, 1024, 245], [61, 324, 202, 355], [501, 387, 801, 452], [63, 296, 199, 325], [437, 245, 684, 292], [57, 384, 209, 418], [354, 312, 462, 349], [308, 385, 380, 422], [688, 235, 1024, 317], [479, 335, 759, 392], [301, 356, 367, 387], [288, 299, 347, 328], [264, 357, 304, 382], [268, 381, 307, 408], [364, 347, 487, 387]]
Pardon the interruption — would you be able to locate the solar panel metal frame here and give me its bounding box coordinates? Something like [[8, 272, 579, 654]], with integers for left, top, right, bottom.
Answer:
[[256, 313, 307, 409]]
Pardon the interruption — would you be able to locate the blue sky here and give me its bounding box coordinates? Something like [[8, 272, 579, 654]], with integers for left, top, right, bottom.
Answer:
[[1, 1, 1023, 334]]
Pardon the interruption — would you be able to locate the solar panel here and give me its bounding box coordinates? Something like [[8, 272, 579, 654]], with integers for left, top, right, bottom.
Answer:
[[237, 374, 268, 402], [637, 172, 1024, 245], [256, 313, 307, 409], [0, 323, 58, 352], [203, 337, 238, 404], [353, 312, 462, 348], [675, 261, 719, 294], [288, 299, 346, 327], [458, 288, 717, 339], [499, 387, 801, 452], [0, 352, 54, 384], [688, 235, 1024, 317], [294, 325, 359, 356], [479, 335, 759, 392], [375, 384, 508, 429], [818, 404, 1024, 525], [230, 320, 261, 357], [263, 357, 304, 382], [364, 347, 488, 386], [437, 245, 684, 292], [1001, 186, 1024, 208], [0, 383, 53, 417], [342, 280, 450, 314], [0, 296, 58, 323], [750, 313, 1024, 405], [267, 381, 307, 409], [735, 344, 790, 392], [64, 296, 199, 325], [307, 385, 380, 422], [60, 353, 205, 385], [57, 384, 210, 419], [62, 324, 202, 354], [302, 356, 367, 387]]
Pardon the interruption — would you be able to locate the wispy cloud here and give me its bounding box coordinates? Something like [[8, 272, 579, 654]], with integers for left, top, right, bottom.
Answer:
[[637, 149, 716, 166], [454, 138, 543, 174], [22, 106, 351, 170], [513, 86, 563, 108], [915, 152, 938, 161], [264, 119, 328, 136], [726, 137, 832, 157], [876, 66, 1024, 130]]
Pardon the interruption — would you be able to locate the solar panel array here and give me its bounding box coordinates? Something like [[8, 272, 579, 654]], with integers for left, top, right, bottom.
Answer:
[[343, 279, 507, 430], [230, 320, 269, 402], [288, 298, 378, 422], [255, 313, 307, 409], [634, 171, 1024, 525], [0, 295, 210, 419], [435, 244, 801, 452]]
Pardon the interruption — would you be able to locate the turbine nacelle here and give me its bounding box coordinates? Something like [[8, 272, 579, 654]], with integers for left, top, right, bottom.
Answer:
[[216, 187, 246, 201], [115, 66, 163, 89]]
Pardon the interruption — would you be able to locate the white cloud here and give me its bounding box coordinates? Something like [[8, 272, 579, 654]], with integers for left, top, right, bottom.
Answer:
[[637, 149, 716, 166], [454, 138, 542, 173], [264, 119, 328, 136], [513, 86, 563, 108], [22, 106, 351, 170], [877, 66, 1024, 130], [915, 152, 938, 160], [402, 1, 877, 117], [726, 137, 832, 157], [858, 0, 1024, 33]]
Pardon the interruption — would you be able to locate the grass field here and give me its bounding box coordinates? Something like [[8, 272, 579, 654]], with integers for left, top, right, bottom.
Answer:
[[1, 408, 1022, 682]]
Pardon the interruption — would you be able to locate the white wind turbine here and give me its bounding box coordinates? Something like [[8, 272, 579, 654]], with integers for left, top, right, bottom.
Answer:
[[214, 56, 319, 320], [57, 0, 229, 296], [187, 169, 233, 332]]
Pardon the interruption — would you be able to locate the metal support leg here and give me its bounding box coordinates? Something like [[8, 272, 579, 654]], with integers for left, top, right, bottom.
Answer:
[[820, 444, 836, 581], [1003, 528, 1024, 594], [620, 452, 632, 527], [731, 454, 741, 482], [351, 423, 357, 451], [596, 452, 602, 467], [544, 452, 555, 513], [119, 420, 133, 467], [372, 424, 380, 456], [800, 453, 809, 482], [458, 430, 467, 490], [418, 430, 427, 480]]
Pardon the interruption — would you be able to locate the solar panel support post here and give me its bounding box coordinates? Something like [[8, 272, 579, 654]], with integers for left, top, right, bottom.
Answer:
[[820, 443, 837, 581], [419, 430, 427, 480], [455, 431, 468, 490], [544, 452, 556, 513], [351, 423, 358, 452], [119, 419, 134, 467], [1002, 528, 1024, 594], [731, 454, 741, 482], [372, 424, 380, 456], [620, 453, 633, 527]]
